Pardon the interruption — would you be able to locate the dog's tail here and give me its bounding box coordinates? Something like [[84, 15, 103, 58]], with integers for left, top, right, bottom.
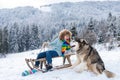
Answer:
[[103, 70, 115, 78]]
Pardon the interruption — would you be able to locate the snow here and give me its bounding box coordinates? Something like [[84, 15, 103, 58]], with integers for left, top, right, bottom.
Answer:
[[0, 45, 120, 80], [39, 6, 52, 12]]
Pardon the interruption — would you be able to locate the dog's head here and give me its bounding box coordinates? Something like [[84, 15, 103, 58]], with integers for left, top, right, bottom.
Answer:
[[70, 37, 89, 52]]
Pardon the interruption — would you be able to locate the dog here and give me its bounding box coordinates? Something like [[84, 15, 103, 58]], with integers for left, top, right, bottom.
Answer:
[[69, 37, 115, 78]]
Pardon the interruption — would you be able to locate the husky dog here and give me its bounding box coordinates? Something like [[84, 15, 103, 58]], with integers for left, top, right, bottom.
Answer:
[[70, 37, 115, 78]]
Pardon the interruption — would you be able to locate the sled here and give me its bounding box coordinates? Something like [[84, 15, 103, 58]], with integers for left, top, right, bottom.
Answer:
[[25, 53, 75, 71]]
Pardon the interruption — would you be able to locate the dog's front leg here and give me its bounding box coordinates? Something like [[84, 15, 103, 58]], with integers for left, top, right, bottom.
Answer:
[[69, 54, 81, 69], [74, 62, 87, 73], [69, 59, 81, 69]]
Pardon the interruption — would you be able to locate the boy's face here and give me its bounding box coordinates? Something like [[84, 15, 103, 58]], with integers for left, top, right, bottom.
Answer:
[[64, 35, 70, 41]]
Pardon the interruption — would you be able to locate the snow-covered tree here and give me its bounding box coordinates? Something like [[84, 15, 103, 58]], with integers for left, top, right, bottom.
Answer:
[[83, 18, 97, 45], [29, 24, 40, 50], [2, 26, 9, 53], [70, 25, 78, 39], [8, 23, 19, 53], [0, 28, 2, 53]]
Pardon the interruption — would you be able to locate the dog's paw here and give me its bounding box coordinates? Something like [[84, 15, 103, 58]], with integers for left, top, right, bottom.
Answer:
[[68, 66, 74, 69], [74, 69, 83, 73], [74, 66, 84, 73]]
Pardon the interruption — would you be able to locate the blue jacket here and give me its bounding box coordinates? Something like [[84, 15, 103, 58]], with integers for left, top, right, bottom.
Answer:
[[48, 38, 63, 56]]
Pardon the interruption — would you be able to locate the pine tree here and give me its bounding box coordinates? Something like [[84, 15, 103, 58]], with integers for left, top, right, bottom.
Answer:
[[9, 23, 19, 53], [29, 24, 40, 50], [83, 18, 97, 45], [25, 26, 30, 51], [88, 18, 94, 31], [0, 28, 6, 57], [70, 26, 77, 39], [117, 28, 120, 41], [0, 28, 2, 53], [107, 12, 112, 22], [2, 26, 9, 54], [107, 13, 117, 42], [17, 27, 24, 52], [96, 20, 108, 43]]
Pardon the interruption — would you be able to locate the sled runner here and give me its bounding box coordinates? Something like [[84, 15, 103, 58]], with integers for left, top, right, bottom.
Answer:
[[22, 60, 72, 76], [25, 53, 74, 72]]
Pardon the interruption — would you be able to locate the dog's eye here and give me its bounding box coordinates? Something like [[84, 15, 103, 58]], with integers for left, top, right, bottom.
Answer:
[[72, 40, 75, 42]]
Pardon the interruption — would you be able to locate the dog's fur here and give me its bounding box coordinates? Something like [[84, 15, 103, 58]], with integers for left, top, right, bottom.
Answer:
[[70, 38, 115, 78]]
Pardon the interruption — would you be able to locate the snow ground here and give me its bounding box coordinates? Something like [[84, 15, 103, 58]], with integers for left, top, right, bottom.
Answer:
[[0, 45, 120, 80]]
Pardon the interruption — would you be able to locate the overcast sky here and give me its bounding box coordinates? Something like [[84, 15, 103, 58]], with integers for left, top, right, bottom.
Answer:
[[0, 0, 112, 9]]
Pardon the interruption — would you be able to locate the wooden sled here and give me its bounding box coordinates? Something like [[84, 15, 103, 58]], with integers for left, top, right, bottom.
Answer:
[[25, 53, 75, 71]]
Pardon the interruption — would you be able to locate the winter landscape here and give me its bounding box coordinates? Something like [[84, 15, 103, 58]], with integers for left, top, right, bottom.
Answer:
[[0, 0, 120, 80], [0, 45, 120, 80]]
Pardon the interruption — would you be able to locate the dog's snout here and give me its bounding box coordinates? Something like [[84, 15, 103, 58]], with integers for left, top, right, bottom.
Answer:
[[71, 45, 75, 48]]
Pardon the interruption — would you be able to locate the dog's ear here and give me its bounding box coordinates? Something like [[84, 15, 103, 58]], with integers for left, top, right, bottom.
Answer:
[[80, 39, 84, 43], [83, 39, 88, 44]]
